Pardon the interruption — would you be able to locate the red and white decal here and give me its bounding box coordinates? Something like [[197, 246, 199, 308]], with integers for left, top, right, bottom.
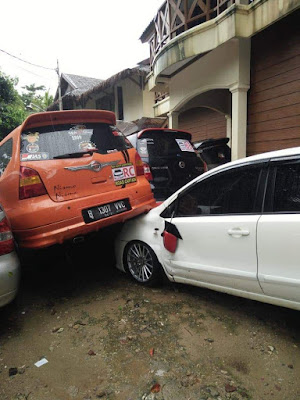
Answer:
[[112, 163, 136, 186]]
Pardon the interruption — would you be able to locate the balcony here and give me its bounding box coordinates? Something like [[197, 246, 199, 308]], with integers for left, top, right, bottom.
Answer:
[[140, 0, 297, 90], [147, 0, 253, 65]]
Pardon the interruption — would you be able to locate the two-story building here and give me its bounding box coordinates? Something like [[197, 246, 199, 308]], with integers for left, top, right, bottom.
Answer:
[[49, 0, 299, 160], [140, 0, 299, 159]]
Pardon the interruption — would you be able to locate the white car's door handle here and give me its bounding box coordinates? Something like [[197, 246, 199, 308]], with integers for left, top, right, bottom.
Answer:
[[228, 228, 250, 237]]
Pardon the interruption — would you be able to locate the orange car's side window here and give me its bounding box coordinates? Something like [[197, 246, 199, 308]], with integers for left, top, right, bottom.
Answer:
[[0, 139, 12, 176]]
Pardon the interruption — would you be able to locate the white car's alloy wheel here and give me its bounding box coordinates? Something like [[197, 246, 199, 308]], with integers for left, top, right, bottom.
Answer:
[[124, 241, 162, 285]]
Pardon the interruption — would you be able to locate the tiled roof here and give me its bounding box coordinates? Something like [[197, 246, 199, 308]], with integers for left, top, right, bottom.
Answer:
[[61, 73, 103, 97]]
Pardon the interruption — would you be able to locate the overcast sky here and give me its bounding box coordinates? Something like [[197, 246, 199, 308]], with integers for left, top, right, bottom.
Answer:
[[0, 0, 163, 95]]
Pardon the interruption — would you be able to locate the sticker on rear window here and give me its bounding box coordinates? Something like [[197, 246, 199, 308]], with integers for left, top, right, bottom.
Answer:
[[22, 132, 40, 153], [79, 141, 97, 151], [22, 132, 39, 143], [27, 143, 40, 153], [21, 152, 49, 161], [139, 139, 149, 156], [112, 163, 136, 186], [175, 139, 195, 152], [68, 125, 93, 141]]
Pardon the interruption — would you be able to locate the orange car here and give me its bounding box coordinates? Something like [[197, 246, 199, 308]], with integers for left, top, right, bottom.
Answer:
[[0, 110, 156, 249]]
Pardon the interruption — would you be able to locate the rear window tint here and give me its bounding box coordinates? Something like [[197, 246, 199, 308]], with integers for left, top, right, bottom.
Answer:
[[138, 131, 195, 158], [20, 123, 132, 161]]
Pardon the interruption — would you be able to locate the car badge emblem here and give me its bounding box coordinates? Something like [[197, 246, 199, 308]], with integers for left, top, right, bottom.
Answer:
[[178, 161, 185, 169], [65, 160, 120, 172]]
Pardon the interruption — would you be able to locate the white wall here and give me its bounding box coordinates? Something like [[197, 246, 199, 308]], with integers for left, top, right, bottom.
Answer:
[[115, 78, 144, 121], [169, 38, 250, 110]]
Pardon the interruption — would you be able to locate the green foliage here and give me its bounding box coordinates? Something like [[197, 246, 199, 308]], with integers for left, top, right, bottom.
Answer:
[[0, 71, 26, 141], [0, 71, 55, 141], [21, 83, 53, 112]]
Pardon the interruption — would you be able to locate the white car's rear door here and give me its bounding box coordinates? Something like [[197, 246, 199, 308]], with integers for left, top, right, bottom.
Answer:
[[168, 214, 262, 293], [257, 158, 300, 303]]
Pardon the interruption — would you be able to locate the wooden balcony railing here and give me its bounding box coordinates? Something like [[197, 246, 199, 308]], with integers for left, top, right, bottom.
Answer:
[[155, 91, 169, 103], [149, 0, 250, 65]]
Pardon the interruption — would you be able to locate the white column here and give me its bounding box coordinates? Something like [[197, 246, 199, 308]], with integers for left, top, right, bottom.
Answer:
[[225, 114, 232, 147], [168, 111, 179, 129], [230, 85, 249, 161]]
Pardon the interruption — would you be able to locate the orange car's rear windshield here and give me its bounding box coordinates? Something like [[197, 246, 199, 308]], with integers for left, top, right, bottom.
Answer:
[[20, 123, 131, 161]]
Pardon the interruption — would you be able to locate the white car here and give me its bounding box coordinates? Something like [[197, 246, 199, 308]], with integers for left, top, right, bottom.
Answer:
[[115, 147, 300, 311], [0, 206, 20, 308]]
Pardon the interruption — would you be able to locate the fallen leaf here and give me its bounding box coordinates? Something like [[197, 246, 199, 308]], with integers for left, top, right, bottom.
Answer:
[[149, 348, 154, 357], [225, 383, 237, 393], [151, 383, 161, 393]]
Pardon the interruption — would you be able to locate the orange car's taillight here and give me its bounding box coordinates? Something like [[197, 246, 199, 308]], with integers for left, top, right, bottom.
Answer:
[[143, 162, 153, 181], [135, 152, 145, 176], [19, 166, 47, 200], [0, 216, 14, 255]]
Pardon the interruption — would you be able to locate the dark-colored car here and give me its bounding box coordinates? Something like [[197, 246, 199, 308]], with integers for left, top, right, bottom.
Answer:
[[126, 128, 204, 201], [193, 137, 231, 171]]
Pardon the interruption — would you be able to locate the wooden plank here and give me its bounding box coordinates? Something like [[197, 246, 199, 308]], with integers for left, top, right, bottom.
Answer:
[[247, 127, 300, 144], [251, 62, 300, 89], [251, 11, 300, 73], [248, 104, 300, 123], [248, 80, 300, 104], [248, 92, 300, 114], [251, 40, 300, 73], [247, 115, 300, 135], [247, 139, 300, 156], [179, 107, 226, 141]]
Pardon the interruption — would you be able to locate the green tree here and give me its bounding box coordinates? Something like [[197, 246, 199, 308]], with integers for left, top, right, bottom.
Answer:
[[21, 84, 53, 112], [0, 71, 26, 140]]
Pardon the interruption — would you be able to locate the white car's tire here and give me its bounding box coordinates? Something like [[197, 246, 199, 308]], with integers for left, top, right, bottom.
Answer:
[[123, 240, 163, 286]]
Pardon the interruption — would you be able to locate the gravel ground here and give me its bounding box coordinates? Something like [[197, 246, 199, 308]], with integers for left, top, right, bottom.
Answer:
[[0, 227, 299, 400]]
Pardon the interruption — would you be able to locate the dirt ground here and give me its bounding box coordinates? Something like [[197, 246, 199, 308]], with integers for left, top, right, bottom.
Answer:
[[0, 227, 299, 400]]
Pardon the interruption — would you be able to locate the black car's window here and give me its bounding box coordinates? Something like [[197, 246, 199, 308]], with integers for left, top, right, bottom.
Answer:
[[20, 123, 132, 161], [138, 131, 196, 158], [272, 161, 300, 212], [173, 165, 262, 217], [0, 138, 12, 176]]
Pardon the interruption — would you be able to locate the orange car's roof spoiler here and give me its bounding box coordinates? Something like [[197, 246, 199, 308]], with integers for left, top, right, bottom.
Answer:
[[21, 110, 116, 132]]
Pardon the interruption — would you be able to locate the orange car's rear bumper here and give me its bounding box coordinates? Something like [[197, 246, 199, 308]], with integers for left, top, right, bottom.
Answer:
[[13, 195, 156, 249]]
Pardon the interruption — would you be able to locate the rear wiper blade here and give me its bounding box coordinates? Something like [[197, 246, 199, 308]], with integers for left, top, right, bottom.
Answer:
[[53, 149, 98, 159]]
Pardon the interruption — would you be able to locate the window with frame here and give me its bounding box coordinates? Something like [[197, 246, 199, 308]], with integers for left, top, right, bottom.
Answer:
[[117, 86, 124, 121], [272, 161, 300, 212], [174, 164, 262, 217], [0, 139, 12, 176]]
